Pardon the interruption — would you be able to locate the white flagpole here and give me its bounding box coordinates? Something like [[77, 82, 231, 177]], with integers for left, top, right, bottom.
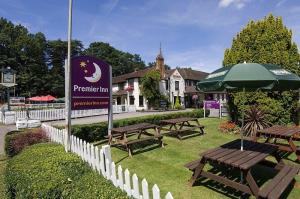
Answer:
[[65, 0, 73, 152]]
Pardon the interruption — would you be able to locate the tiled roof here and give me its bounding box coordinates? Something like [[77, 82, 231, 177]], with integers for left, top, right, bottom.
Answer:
[[112, 67, 154, 84], [112, 67, 208, 84], [177, 68, 208, 80], [185, 86, 202, 93]]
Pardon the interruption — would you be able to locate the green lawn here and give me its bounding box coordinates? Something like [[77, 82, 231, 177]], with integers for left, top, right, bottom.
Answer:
[[96, 118, 300, 199]]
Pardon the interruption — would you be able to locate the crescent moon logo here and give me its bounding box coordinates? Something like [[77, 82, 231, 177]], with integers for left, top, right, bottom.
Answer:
[[84, 62, 102, 83]]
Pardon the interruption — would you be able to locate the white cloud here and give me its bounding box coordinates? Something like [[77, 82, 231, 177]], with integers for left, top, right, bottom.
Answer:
[[218, 0, 250, 9], [276, 0, 287, 7]]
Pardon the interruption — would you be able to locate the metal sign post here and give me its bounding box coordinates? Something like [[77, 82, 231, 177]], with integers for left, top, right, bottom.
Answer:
[[108, 65, 113, 136], [65, 0, 73, 152]]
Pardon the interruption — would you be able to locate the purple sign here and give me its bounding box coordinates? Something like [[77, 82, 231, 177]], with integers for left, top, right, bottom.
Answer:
[[204, 100, 220, 109], [71, 56, 110, 110]]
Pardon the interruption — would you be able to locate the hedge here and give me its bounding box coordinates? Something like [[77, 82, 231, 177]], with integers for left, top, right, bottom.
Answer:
[[5, 143, 129, 199], [5, 129, 48, 157], [72, 109, 206, 142]]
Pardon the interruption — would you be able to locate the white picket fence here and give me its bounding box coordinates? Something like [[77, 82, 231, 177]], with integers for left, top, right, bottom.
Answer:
[[14, 105, 136, 122], [41, 124, 174, 199]]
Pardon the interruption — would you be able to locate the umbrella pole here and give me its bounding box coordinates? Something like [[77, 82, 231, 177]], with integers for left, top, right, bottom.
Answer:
[[241, 87, 245, 151]]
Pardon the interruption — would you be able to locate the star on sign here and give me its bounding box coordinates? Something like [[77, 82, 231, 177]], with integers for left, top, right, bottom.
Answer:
[[80, 61, 87, 67]]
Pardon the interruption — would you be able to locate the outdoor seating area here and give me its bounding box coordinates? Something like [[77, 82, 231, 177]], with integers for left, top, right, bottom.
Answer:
[[185, 139, 299, 199], [160, 117, 205, 140], [109, 118, 205, 156], [256, 125, 300, 162], [109, 122, 164, 157], [105, 118, 300, 199]]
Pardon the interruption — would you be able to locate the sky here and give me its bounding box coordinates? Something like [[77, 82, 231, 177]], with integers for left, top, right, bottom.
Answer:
[[1, 0, 300, 73]]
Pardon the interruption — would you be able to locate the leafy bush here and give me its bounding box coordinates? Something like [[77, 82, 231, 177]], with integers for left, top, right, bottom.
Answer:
[[5, 128, 48, 157], [5, 143, 128, 199], [71, 109, 205, 142], [218, 121, 240, 134], [231, 91, 292, 125]]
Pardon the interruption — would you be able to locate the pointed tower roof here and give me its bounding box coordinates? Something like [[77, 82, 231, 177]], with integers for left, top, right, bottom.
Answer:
[[156, 42, 164, 59]]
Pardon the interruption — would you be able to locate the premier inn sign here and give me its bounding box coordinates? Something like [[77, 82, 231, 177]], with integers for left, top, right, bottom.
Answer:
[[71, 56, 110, 110]]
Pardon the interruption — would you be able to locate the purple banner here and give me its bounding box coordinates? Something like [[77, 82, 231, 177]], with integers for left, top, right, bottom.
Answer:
[[71, 56, 110, 110], [204, 100, 220, 109]]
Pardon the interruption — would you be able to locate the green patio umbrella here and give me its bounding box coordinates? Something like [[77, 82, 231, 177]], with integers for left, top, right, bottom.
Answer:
[[197, 62, 300, 150]]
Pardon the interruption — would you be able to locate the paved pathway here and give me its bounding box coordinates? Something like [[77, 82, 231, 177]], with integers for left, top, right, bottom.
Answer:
[[46, 109, 193, 126], [0, 125, 16, 155]]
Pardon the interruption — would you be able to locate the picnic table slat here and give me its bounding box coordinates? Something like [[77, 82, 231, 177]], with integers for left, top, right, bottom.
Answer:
[[267, 166, 299, 199], [203, 141, 241, 159], [229, 143, 273, 166], [210, 141, 255, 161], [160, 117, 198, 125], [222, 142, 266, 165], [259, 165, 291, 198], [239, 146, 277, 170], [217, 141, 261, 163], [111, 123, 158, 134]]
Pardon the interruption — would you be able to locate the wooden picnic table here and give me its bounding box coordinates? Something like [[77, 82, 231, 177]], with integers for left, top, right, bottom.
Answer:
[[160, 117, 204, 140], [185, 139, 299, 199], [109, 122, 163, 157], [256, 125, 300, 161]]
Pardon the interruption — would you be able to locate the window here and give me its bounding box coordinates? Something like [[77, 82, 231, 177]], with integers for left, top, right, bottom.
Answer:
[[117, 97, 121, 105], [139, 96, 144, 107], [165, 80, 169, 90], [118, 83, 124, 90], [128, 79, 134, 88], [175, 81, 179, 91], [129, 96, 135, 105]]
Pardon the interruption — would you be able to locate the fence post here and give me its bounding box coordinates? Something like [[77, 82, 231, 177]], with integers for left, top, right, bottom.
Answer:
[[152, 184, 160, 199], [111, 162, 117, 186], [132, 174, 140, 199], [142, 178, 149, 199], [165, 192, 174, 199], [117, 165, 124, 191], [124, 169, 131, 196], [100, 149, 106, 177], [102, 145, 112, 174], [106, 158, 111, 180], [95, 146, 100, 173]]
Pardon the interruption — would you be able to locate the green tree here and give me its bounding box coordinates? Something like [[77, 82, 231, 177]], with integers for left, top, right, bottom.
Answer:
[[223, 14, 300, 124], [84, 42, 146, 76], [140, 70, 161, 108], [45, 40, 83, 97]]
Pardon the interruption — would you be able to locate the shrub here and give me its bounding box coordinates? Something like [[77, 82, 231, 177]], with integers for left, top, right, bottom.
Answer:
[[5, 128, 48, 157], [219, 121, 240, 134], [71, 109, 205, 142], [5, 143, 128, 199], [242, 106, 271, 137], [174, 95, 181, 109]]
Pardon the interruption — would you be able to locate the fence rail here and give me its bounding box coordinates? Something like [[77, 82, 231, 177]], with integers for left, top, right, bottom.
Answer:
[[42, 124, 173, 199], [14, 105, 135, 122]]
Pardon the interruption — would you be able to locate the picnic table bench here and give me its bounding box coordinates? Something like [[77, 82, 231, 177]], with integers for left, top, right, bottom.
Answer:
[[256, 125, 300, 161], [160, 117, 204, 140], [185, 139, 299, 199], [109, 123, 163, 157]]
